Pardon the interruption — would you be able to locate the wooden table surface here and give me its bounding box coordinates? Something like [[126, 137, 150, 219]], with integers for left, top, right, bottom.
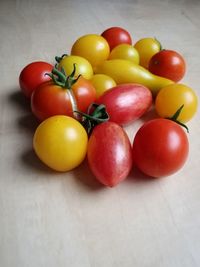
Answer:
[[1, 0, 200, 266]]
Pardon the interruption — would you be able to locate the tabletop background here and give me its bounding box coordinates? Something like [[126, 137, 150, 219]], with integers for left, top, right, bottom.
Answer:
[[1, 0, 200, 267]]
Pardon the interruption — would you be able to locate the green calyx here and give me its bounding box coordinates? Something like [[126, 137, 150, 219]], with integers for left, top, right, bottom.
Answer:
[[74, 103, 110, 135], [45, 63, 80, 89], [55, 53, 68, 63], [167, 105, 189, 133]]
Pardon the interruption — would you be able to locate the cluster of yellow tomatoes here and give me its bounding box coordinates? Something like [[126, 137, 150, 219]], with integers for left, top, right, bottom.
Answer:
[[19, 26, 198, 187]]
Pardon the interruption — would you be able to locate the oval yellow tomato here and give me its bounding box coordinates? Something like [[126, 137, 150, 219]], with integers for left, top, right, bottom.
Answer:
[[134, 38, 161, 68], [109, 44, 139, 64], [58, 55, 93, 79], [71, 34, 110, 69], [33, 115, 88, 171], [90, 74, 116, 98], [155, 84, 198, 123]]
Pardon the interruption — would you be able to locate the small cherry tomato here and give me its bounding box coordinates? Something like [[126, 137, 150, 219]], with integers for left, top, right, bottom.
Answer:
[[134, 38, 161, 68], [87, 122, 132, 187], [155, 84, 198, 123], [101, 27, 132, 51], [19, 61, 53, 98], [90, 74, 116, 98], [132, 118, 189, 178], [149, 49, 186, 82], [109, 44, 139, 64], [31, 67, 96, 121], [33, 115, 88, 172], [98, 83, 152, 125], [57, 55, 93, 79], [71, 34, 110, 69]]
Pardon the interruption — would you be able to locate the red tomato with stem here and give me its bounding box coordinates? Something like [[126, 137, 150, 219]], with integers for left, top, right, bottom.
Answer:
[[101, 27, 132, 51], [97, 83, 152, 125], [148, 50, 186, 82], [87, 122, 132, 187], [19, 61, 53, 98], [132, 118, 189, 178], [31, 66, 96, 121]]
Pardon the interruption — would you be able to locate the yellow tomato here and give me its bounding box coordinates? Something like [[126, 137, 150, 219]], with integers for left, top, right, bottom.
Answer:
[[58, 55, 93, 79], [71, 34, 110, 69], [134, 38, 161, 68], [109, 44, 139, 64], [90, 74, 116, 98], [33, 115, 88, 172], [155, 84, 198, 123]]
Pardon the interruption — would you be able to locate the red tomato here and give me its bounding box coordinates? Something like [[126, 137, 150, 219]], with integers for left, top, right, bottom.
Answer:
[[19, 61, 53, 98], [101, 27, 132, 51], [31, 76, 96, 121], [87, 122, 132, 187], [132, 118, 189, 178], [97, 84, 152, 125], [148, 50, 186, 82]]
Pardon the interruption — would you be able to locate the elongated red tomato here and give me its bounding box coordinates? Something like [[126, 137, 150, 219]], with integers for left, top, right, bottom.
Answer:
[[97, 84, 152, 125], [87, 122, 132, 187], [132, 118, 189, 178]]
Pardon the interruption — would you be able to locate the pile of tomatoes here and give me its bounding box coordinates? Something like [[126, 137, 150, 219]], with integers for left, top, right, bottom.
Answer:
[[19, 26, 198, 187]]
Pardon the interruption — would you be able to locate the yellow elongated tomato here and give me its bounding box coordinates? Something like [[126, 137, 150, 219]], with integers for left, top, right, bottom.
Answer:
[[155, 84, 198, 123], [95, 59, 173, 96], [33, 115, 88, 172], [134, 38, 161, 68], [58, 55, 93, 79], [109, 44, 140, 64], [71, 34, 110, 69], [90, 74, 116, 98]]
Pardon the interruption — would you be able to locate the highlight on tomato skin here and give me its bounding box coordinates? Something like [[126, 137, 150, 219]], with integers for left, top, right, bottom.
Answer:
[[87, 121, 133, 187], [97, 83, 153, 126], [132, 118, 189, 178]]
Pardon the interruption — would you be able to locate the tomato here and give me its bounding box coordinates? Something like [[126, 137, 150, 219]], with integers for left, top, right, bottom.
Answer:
[[90, 74, 116, 98], [71, 34, 110, 69], [109, 44, 139, 64], [87, 122, 132, 187], [19, 61, 53, 98], [33, 115, 88, 171], [97, 83, 152, 125], [95, 59, 173, 96], [101, 27, 132, 51], [31, 74, 96, 121], [134, 38, 161, 68], [149, 50, 186, 82], [57, 55, 93, 79], [132, 118, 189, 178], [155, 84, 198, 123]]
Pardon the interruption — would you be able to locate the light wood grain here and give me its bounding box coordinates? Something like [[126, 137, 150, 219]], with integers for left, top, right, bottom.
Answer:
[[0, 0, 200, 266]]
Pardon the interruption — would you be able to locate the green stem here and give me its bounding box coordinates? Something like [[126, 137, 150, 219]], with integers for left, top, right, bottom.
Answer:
[[167, 105, 189, 133], [74, 103, 110, 135]]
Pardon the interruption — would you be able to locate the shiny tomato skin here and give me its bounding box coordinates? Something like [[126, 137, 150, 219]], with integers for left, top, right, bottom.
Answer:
[[33, 115, 88, 172], [87, 122, 132, 187], [148, 50, 186, 82], [19, 61, 53, 98], [132, 118, 189, 178], [97, 84, 152, 125], [101, 27, 132, 51], [31, 77, 96, 121]]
